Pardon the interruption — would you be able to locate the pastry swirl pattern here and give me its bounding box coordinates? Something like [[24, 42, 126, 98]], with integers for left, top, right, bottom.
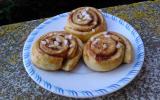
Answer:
[[83, 31, 133, 71], [31, 31, 83, 71], [65, 7, 107, 42]]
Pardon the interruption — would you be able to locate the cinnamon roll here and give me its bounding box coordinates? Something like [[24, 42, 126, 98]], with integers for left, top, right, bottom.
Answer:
[[83, 31, 133, 71], [31, 31, 83, 71], [65, 7, 107, 42]]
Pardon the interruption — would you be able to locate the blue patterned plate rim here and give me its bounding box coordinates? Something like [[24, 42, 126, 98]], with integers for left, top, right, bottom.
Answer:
[[23, 12, 145, 98]]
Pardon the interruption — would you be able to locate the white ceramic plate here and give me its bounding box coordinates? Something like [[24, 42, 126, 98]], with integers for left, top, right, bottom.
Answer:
[[23, 12, 144, 98]]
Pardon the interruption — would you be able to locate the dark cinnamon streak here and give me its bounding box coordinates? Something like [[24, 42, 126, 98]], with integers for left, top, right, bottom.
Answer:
[[39, 44, 68, 58], [38, 36, 78, 59], [39, 36, 68, 57], [87, 33, 126, 61], [70, 11, 100, 32], [95, 49, 118, 61], [87, 41, 117, 61]]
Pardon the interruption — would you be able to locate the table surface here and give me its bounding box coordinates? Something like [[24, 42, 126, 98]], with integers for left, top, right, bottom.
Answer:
[[1, 0, 160, 100]]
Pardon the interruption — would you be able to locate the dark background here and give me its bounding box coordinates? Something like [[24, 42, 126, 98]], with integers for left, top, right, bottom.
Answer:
[[0, 0, 147, 26]]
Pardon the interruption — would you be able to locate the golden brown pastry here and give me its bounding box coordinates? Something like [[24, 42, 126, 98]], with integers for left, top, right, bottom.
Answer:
[[83, 31, 133, 71], [31, 31, 83, 71], [65, 7, 107, 42]]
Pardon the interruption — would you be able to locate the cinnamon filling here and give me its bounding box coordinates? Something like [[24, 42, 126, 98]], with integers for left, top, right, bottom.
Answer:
[[87, 34, 124, 61], [69, 8, 101, 32], [38, 33, 78, 59]]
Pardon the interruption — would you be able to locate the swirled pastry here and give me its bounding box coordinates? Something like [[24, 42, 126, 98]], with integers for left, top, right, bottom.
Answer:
[[65, 7, 107, 42], [31, 31, 83, 71], [83, 31, 133, 71]]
